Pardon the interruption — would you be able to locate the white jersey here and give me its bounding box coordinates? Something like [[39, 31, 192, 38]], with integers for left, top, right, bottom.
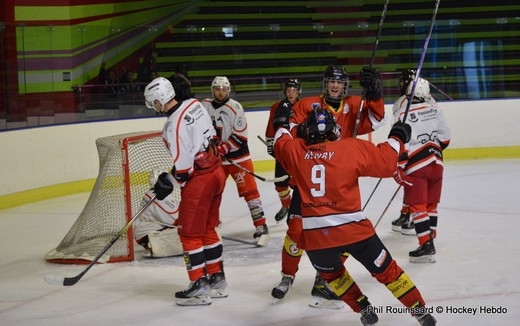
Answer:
[[133, 189, 178, 241], [162, 98, 217, 178], [392, 95, 451, 174], [201, 97, 251, 164]]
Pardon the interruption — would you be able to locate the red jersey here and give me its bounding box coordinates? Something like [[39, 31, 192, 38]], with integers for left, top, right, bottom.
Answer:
[[289, 94, 386, 138], [274, 130, 403, 250]]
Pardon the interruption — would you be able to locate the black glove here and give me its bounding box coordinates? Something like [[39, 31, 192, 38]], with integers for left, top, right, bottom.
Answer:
[[153, 172, 174, 200], [359, 66, 382, 101], [273, 99, 292, 129], [296, 122, 308, 139], [388, 121, 411, 143]]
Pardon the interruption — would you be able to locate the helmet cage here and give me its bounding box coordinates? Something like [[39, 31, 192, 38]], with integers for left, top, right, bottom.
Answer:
[[148, 168, 166, 188], [211, 76, 231, 99], [322, 65, 349, 101], [399, 69, 416, 95], [306, 109, 339, 145]]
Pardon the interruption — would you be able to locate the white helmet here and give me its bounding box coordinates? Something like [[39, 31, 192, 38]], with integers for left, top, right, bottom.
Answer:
[[148, 168, 167, 188], [406, 77, 430, 99], [211, 76, 230, 98], [144, 77, 175, 112]]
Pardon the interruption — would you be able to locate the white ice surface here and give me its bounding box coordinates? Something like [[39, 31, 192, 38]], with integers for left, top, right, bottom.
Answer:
[[1, 159, 519, 325]]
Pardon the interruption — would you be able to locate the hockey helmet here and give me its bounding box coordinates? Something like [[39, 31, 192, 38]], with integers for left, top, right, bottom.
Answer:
[[406, 77, 430, 100], [322, 64, 349, 101], [144, 77, 175, 112], [305, 108, 339, 145], [211, 76, 231, 99], [398, 69, 416, 95], [283, 78, 302, 92], [148, 168, 167, 188]]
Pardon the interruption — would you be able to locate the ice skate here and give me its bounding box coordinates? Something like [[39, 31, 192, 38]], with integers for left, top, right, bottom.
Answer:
[[253, 224, 270, 247], [357, 295, 379, 326], [308, 275, 344, 310], [271, 274, 294, 302], [209, 272, 228, 298], [391, 212, 410, 232], [416, 313, 437, 326], [400, 219, 416, 236], [409, 240, 436, 263], [175, 277, 212, 306], [274, 206, 289, 223]]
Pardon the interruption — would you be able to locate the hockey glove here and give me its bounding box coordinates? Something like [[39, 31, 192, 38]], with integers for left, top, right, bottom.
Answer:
[[388, 121, 411, 144], [216, 142, 232, 156], [266, 137, 275, 157], [393, 167, 413, 187], [154, 172, 174, 200], [272, 99, 293, 130], [296, 122, 308, 139], [359, 66, 382, 101]]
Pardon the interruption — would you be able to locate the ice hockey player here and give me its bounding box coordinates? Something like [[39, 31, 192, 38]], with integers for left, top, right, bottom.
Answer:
[[144, 76, 227, 306], [271, 64, 386, 305], [201, 76, 270, 246], [133, 169, 182, 258], [391, 69, 417, 234], [392, 76, 451, 263], [273, 107, 437, 326], [264, 78, 302, 222]]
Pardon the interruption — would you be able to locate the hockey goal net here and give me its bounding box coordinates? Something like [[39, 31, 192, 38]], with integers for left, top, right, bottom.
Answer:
[[45, 131, 180, 264]]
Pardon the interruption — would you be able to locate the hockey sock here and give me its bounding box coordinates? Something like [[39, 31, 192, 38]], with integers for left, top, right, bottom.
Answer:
[[323, 269, 363, 312], [277, 188, 291, 207], [427, 205, 438, 238], [280, 235, 303, 276], [246, 198, 266, 226], [180, 236, 206, 281], [385, 271, 425, 309], [203, 243, 223, 275], [411, 211, 432, 245]]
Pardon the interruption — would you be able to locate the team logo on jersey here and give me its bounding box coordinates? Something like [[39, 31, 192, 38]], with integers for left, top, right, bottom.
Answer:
[[184, 114, 194, 125], [343, 102, 350, 114], [236, 116, 244, 128], [409, 112, 418, 122]]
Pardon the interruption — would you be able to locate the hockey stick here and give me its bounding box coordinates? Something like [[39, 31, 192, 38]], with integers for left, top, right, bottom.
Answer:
[[44, 194, 158, 286], [402, 0, 440, 123], [374, 185, 401, 228], [363, 0, 440, 211], [428, 81, 454, 101], [223, 156, 289, 183], [257, 134, 267, 146], [353, 0, 390, 137], [362, 178, 382, 211]]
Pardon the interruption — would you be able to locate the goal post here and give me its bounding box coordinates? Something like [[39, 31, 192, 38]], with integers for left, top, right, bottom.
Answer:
[[45, 131, 179, 264]]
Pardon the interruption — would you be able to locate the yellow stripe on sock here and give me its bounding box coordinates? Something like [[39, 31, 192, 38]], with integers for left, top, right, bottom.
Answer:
[[386, 272, 416, 299]]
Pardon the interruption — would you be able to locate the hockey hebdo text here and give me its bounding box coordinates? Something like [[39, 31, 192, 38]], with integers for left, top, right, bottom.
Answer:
[[366, 305, 508, 316]]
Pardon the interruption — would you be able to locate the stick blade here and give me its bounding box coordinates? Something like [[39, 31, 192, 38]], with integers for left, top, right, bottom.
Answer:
[[44, 274, 80, 286], [44, 274, 66, 286]]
